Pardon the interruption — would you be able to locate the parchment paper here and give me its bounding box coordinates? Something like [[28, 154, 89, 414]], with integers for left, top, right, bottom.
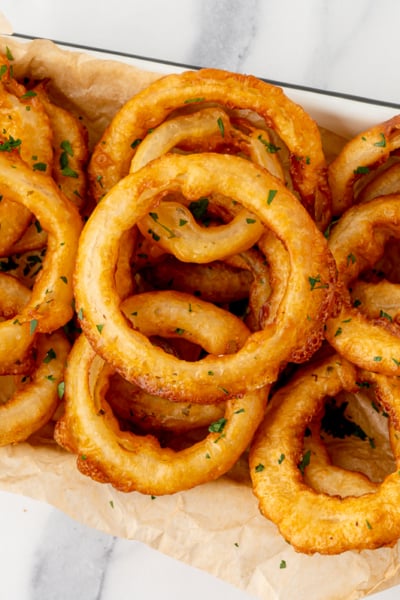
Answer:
[[0, 34, 400, 600]]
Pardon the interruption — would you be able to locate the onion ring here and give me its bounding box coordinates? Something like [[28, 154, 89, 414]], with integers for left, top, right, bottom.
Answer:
[[139, 254, 255, 305], [325, 194, 400, 375], [89, 68, 330, 227], [0, 151, 82, 367], [55, 331, 268, 495], [303, 422, 379, 497], [250, 353, 400, 554], [0, 59, 54, 254], [76, 152, 335, 402], [329, 115, 400, 215], [105, 371, 225, 434], [0, 329, 69, 446]]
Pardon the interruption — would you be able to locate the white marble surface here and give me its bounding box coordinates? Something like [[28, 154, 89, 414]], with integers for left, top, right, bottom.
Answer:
[[0, 1, 400, 599]]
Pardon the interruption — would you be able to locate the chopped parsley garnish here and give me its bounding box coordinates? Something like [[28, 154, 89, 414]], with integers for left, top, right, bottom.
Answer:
[[0, 135, 21, 152], [257, 134, 280, 153], [189, 197, 209, 221], [217, 117, 225, 137], [353, 166, 370, 175], [32, 162, 47, 172], [298, 449, 311, 475], [30, 319, 38, 335], [373, 133, 386, 147], [308, 275, 329, 290], [43, 348, 56, 363], [208, 417, 227, 434], [57, 381, 65, 399], [184, 97, 205, 104], [267, 189, 277, 205]]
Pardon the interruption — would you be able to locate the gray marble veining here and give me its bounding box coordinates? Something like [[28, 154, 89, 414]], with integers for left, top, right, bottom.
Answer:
[[189, 0, 260, 71]]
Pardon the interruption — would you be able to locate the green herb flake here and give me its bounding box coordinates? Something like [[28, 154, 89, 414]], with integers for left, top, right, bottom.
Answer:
[[255, 463, 265, 473], [43, 348, 56, 364], [298, 450, 311, 475], [30, 319, 38, 336], [189, 197, 209, 220], [278, 453, 285, 464], [96, 323, 104, 333], [184, 97, 205, 104], [267, 189, 278, 205], [175, 327, 185, 335], [21, 90, 37, 100], [60, 139, 74, 156], [373, 133, 386, 147], [130, 138, 142, 149], [61, 166, 78, 178], [279, 560, 287, 569], [246, 217, 257, 224], [379, 310, 392, 321], [32, 162, 47, 172], [57, 381, 65, 399], [217, 116, 225, 137], [354, 166, 370, 175], [308, 275, 329, 291], [347, 253, 356, 265], [209, 417, 227, 434], [366, 519, 373, 530], [0, 135, 21, 152], [257, 134, 280, 153]]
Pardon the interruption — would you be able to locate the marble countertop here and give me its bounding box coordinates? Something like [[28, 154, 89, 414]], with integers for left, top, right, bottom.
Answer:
[[0, 1, 400, 599]]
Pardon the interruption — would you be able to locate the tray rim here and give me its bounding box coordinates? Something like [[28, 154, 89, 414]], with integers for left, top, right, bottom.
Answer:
[[9, 32, 400, 112]]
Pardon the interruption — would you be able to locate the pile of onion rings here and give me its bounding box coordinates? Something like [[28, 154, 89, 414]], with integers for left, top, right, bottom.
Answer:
[[0, 49, 83, 443], [4, 42, 400, 559]]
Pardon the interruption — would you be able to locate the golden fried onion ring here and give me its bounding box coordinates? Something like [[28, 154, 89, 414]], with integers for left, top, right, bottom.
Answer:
[[0, 329, 69, 446], [329, 115, 400, 215], [55, 331, 268, 495], [0, 58, 54, 254], [303, 422, 379, 497], [89, 68, 330, 226], [76, 153, 335, 402], [250, 353, 400, 554], [325, 194, 400, 375], [105, 371, 225, 434], [0, 151, 82, 367]]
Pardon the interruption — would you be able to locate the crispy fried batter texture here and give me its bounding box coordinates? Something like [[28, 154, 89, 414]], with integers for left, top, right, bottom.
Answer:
[[55, 330, 268, 495], [325, 194, 400, 375], [75, 152, 336, 403], [0, 151, 81, 369], [89, 68, 330, 227], [250, 353, 400, 554], [329, 115, 400, 215]]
